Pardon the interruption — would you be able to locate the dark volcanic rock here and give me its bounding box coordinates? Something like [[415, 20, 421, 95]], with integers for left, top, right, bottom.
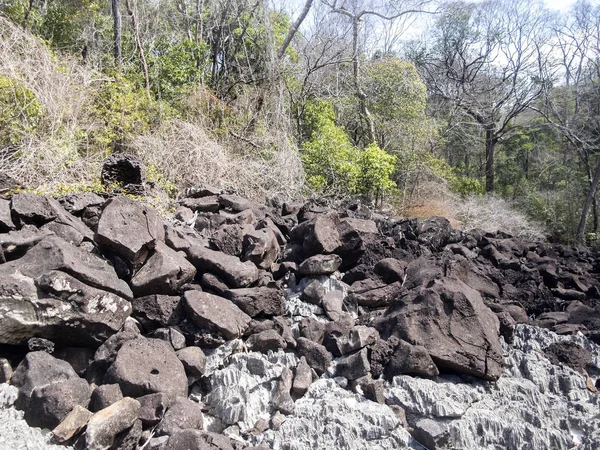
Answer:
[[95, 196, 165, 271], [104, 337, 188, 402], [295, 337, 332, 376], [183, 290, 251, 339], [85, 397, 141, 450], [347, 281, 403, 308], [11, 351, 91, 429], [375, 277, 503, 381], [131, 294, 183, 331], [157, 397, 204, 436], [374, 258, 407, 283], [176, 346, 207, 378], [298, 254, 343, 275], [0, 269, 131, 346], [1, 235, 133, 299], [165, 430, 234, 450], [137, 393, 169, 427], [101, 154, 143, 188], [89, 384, 124, 412], [543, 341, 592, 375], [187, 245, 259, 288], [243, 227, 280, 270], [384, 339, 439, 379], [224, 287, 285, 318], [335, 348, 370, 380], [246, 329, 287, 353], [131, 242, 196, 296]]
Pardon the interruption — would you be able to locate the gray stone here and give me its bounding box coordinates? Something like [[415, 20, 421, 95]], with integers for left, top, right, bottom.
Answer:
[[0, 198, 15, 231], [131, 242, 196, 297], [292, 356, 312, 397], [187, 245, 259, 288], [165, 430, 234, 450], [347, 281, 403, 308], [157, 397, 204, 436], [0, 269, 132, 346], [179, 196, 220, 213], [0, 226, 52, 260], [105, 338, 188, 402], [152, 327, 187, 350], [298, 254, 342, 275], [0, 358, 13, 383], [176, 346, 207, 378], [101, 154, 143, 187], [412, 418, 451, 450], [246, 329, 287, 353], [27, 377, 91, 429], [53, 347, 94, 377], [375, 277, 503, 381], [384, 340, 439, 380], [242, 227, 279, 270], [89, 384, 123, 413], [374, 258, 407, 283], [95, 196, 165, 271], [11, 193, 57, 226], [322, 290, 344, 321], [85, 397, 141, 450], [58, 193, 104, 215], [131, 294, 183, 331], [272, 367, 294, 415], [224, 287, 285, 318], [295, 337, 332, 376], [52, 404, 92, 443], [1, 235, 133, 299], [137, 392, 169, 427], [184, 290, 251, 340], [335, 348, 370, 380]]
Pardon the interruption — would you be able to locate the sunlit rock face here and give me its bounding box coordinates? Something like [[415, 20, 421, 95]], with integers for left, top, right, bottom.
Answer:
[[385, 325, 600, 450]]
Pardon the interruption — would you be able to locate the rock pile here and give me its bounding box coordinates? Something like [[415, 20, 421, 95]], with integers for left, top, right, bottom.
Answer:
[[0, 177, 599, 449]]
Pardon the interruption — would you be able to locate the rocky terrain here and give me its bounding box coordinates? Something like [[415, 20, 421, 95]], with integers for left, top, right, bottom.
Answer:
[[0, 156, 599, 449]]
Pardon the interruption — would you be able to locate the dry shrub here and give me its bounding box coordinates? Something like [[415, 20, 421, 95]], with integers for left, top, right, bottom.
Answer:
[[0, 17, 99, 189], [133, 120, 307, 202], [454, 195, 546, 241]]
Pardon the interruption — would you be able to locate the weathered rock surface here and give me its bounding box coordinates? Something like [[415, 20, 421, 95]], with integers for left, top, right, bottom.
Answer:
[[131, 241, 196, 296], [184, 290, 252, 340], [224, 287, 285, 318], [157, 397, 204, 436], [385, 325, 600, 450], [187, 245, 259, 288], [0, 269, 132, 346], [375, 277, 503, 381], [85, 397, 141, 450], [105, 338, 188, 402], [257, 379, 421, 450], [95, 196, 164, 270]]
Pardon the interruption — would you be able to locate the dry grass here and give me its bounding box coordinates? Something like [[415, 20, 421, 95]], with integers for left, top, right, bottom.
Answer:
[[133, 120, 307, 202], [454, 195, 546, 240]]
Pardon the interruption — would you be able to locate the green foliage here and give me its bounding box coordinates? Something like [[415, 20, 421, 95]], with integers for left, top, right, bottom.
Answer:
[[89, 72, 171, 153], [363, 57, 433, 151], [146, 164, 178, 198], [301, 100, 396, 200], [301, 100, 359, 195], [0, 76, 43, 147], [356, 143, 397, 199], [150, 39, 209, 101]]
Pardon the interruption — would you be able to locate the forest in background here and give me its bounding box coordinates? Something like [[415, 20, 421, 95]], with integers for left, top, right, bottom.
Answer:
[[1, 0, 600, 244]]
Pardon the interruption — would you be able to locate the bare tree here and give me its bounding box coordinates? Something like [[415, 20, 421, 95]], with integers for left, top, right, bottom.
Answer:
[[531, 0, 600, 243], [415, 0, 548, 192], [111, 0, 122, 66], [322, 0, 435, 144]]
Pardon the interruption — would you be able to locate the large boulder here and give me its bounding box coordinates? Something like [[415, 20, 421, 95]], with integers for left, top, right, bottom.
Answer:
[[375, 277, 503, 381], [0, 269, 132, 346], [290, 212, 364, 270], [11, 351, 91, 429], [242, 227, 280, 270], [131, 294, 184, 331], [224, 287, 285, 318], [187, 245, 259, 288], [104, 337, 188, 402], [95, 196, 165, 271], [131, 242, 196, 296], [100, 154, 143, 189], [183, 291, 252, 340], [1, 235, 132, 299], [85, 397, 141, 450]]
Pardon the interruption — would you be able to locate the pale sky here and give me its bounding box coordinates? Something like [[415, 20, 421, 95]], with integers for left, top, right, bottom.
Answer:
[[544, 0, 577, 11]]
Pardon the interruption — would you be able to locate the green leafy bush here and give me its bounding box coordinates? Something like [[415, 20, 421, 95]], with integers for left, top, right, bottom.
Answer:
[[0, 76, 43, 147], [357, 143, 397, 200], [301, 100, 359, 195]]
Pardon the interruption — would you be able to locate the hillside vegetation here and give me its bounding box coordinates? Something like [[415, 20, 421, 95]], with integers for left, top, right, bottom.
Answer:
[[1, 0, 599, 243]]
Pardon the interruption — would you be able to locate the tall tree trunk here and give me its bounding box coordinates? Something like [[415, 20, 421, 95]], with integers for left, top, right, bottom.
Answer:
[[485, 127, 496, 192], [352, 17, 375, 144], [195, 0, 204, 44], [277, 0, 313, 59], [576, 158, 600, 244], [111, 0, 122, 67], [125, 0, 150, 99]]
